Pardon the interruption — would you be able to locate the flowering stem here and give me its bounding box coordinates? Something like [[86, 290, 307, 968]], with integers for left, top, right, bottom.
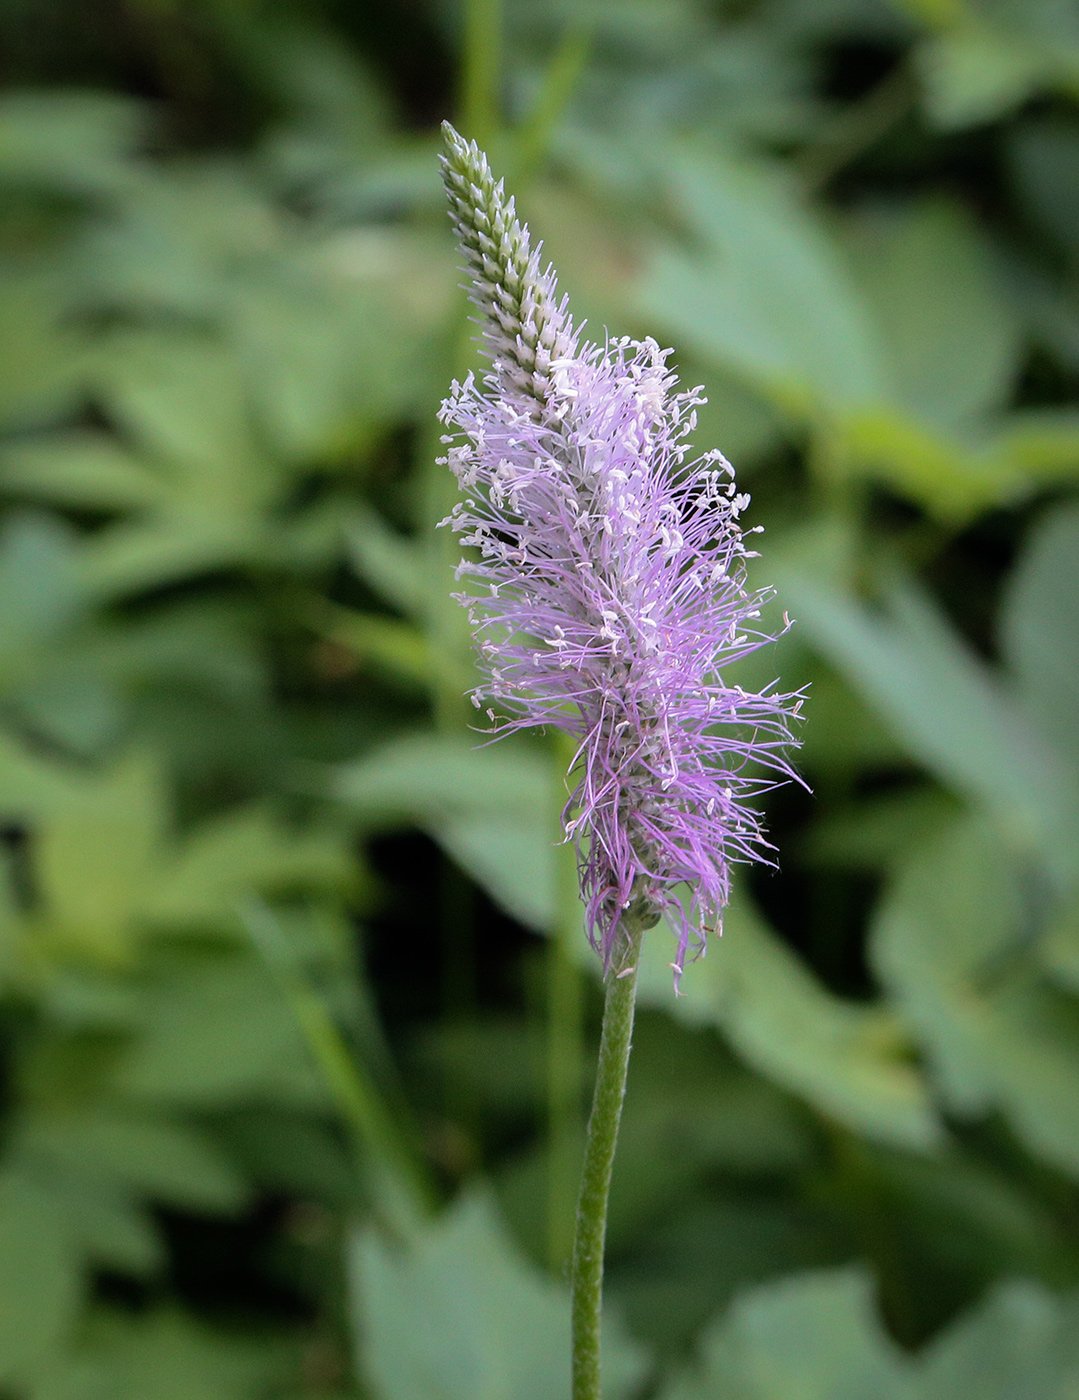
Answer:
[[437, 125, 802, 1391], [571, 913, 645, 1400]]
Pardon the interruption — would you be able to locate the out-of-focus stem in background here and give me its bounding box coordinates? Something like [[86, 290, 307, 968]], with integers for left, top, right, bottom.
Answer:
[[460, 0, 502, 149], [512, 24, 590, 183], [242, 901, 435, 1242]]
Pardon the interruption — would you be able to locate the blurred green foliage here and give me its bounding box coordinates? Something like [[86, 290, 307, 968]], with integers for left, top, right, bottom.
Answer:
[[1, 0, 1079, 1397]]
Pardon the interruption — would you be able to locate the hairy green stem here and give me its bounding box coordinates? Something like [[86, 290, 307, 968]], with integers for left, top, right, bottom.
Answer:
[[571, 914, 646, 1400]]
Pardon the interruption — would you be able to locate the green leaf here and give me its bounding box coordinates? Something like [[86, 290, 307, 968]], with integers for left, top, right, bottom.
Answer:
[[676, 355, 785, 468], [0, 1169, 83, 1386], [59, 1181, 163, 1275], [916, 29, 1045, 130], [15, 671, 123, 759], [434, 811, 555, 932], [248, 21, 392, 141], [0, 91, 142, 195], [996, 409, 1079, 485], [781, 569, 1079, 885], [332, 735, 556, 929], [333, 733, 550, 823], [606, 1197, 849, 1367], [637, 891, 943, 1153], [873, 812, 1079, 1178], [845, 201, 1019, 432], [795, 659, 906, 777], [35, 1307, 288, 1400], [215, 1106, 358, 1203], [0, 511, 84, 688], [75, 334, 290, 596], [227, 277, 380, 462], [665, 1268, 1079, 1400], [115, 957, 326, 1108], [0, 275, 83, 431], [871, 811, 1023, 1115], [916, 1279, 1077, 1400], [349, 1187, 648, 1400], [347, 506, 427, 618], [36, 752, 167, 965], [81, 165, 285, 321], [802, 788, 958, 872], [838, 410, 1023, 523], [18, 1108, 248, 1213], [315, 606, 437, 691], [661, 1268, 909, 1400], [82, 518, 260, 599], [640, 157, 1027, 519], [0, 433, 169, 514], [640, 149, 887, 414], [96, 335, 269, 495], [915, 0, 1079, 131], [1009, 121, 1079, 259], [1041, 891, 1079, 993], [999, 501, 1079, 772], [498, 1009, 815, 1272], [90, 599, 266, 706], [602, 1012, 815, 1241], [228, 252, 445, 461], [864, 1150, 1064, 1284], [145, 805, 351, 933]]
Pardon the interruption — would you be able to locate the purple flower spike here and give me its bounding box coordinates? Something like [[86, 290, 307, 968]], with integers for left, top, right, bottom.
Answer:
[[438, 124, 803, 983]]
